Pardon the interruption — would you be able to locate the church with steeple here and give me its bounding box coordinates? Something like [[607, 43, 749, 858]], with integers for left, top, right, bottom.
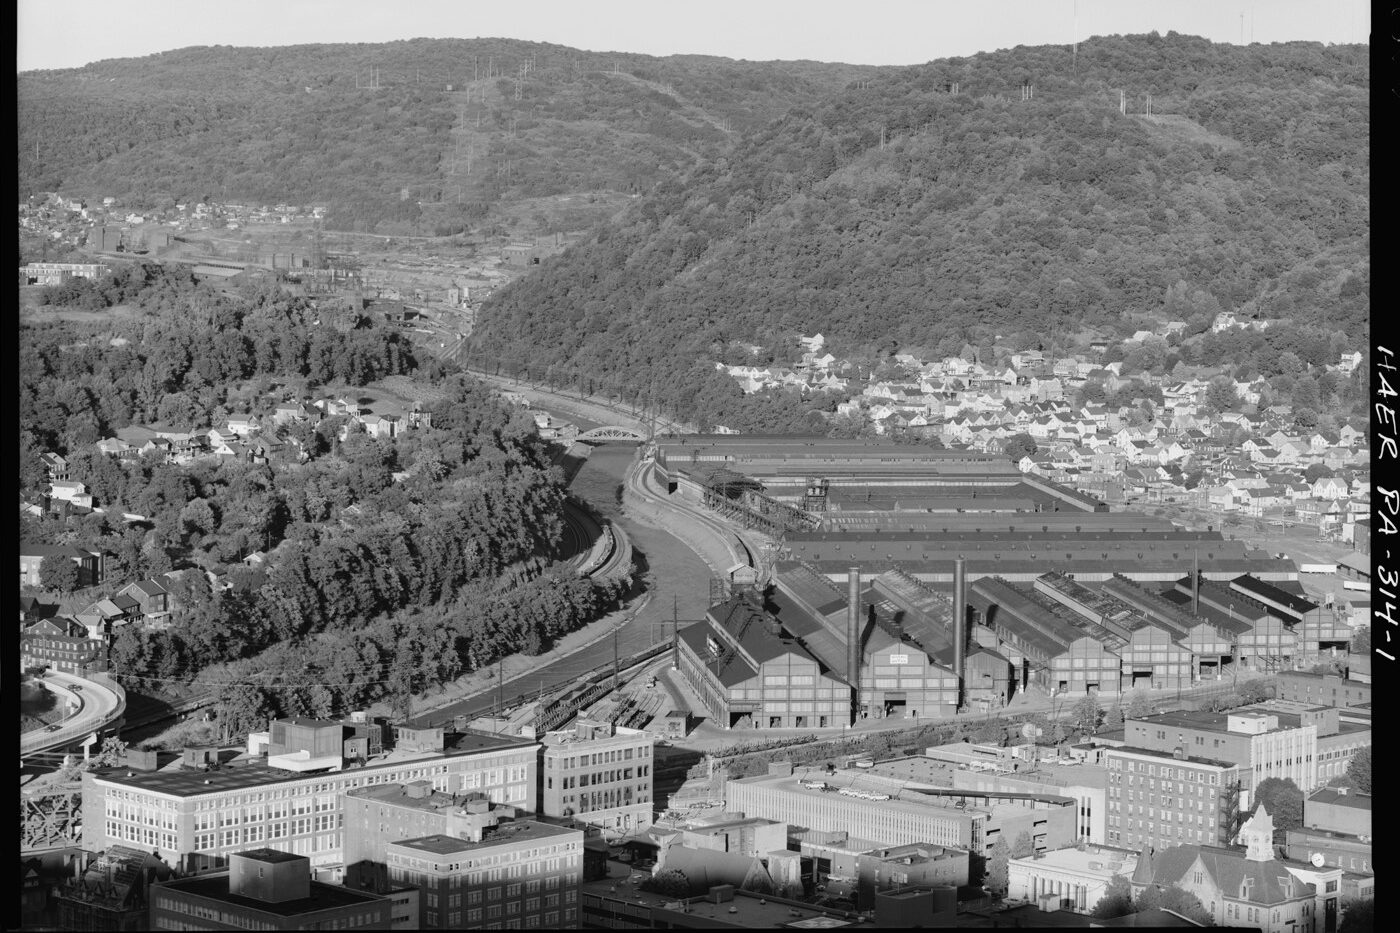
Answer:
[[1130, 805, 1349, 933]]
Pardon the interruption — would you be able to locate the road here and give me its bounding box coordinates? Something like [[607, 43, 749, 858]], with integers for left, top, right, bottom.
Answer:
[[21, 671, 125, 759]]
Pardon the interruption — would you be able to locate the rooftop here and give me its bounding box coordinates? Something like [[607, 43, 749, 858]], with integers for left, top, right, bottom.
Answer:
[[234, 847, 304, 865], [1107, 746, 1238, 770], [1307, 789, 1372, 811], [388, 820, 576, 856], [1007, 844, 1138, 878], [89, 731, 536, 796], [154, 874, 386, 918]]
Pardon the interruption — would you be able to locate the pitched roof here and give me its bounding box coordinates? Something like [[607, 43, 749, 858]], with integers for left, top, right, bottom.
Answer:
[[1133, 844, 1312, 906]]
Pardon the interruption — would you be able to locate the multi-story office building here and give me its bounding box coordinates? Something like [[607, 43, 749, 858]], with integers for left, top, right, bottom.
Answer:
[[343, 781, 521, 889], [82, 721, 537, 876], [1126, 703, 1370, 795], [538, 719, 654, 837], [1104, 746, 1243, 851], [1124, 709, 1318, 795], [149, 848, 392, 930], [382, 819, 583, 929]]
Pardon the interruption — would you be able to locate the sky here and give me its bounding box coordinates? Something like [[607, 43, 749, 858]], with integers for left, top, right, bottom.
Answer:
[[16, 0, 1370, 73]]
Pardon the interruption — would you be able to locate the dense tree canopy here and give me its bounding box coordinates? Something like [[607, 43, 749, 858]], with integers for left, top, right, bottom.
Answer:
[[477, 34, 1367, 428]]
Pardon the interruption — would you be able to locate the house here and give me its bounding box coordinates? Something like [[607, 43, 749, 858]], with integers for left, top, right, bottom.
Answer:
[[272, 403, 311, 425], [48, 481, 93, 508], [226, 415, 261, 437], [95, 437, 137, 459], [74, 594, 140, 634], [1311, 476, 1348, 500], [358, 414, 402, 440], [1211, 311, 1240, 332], [117, 577, 175, 624], [39, 452, 69, 481]]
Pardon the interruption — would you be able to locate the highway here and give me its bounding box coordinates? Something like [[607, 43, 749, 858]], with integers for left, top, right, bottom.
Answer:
[[21, 671, 125, 759]]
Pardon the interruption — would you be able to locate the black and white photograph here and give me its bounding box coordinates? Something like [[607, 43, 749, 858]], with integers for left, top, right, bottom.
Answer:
[[17, 1, 1375, 930]]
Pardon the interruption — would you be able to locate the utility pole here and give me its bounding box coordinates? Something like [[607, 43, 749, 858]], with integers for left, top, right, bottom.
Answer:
[[496, 657, 504, 723]]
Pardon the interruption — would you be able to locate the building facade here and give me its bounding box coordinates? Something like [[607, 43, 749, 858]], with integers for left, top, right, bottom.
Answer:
[[538, 719, 655, 837], [1274, 671, 1372, 709], [82, 727, 538, 876], [1007, 845, 1138, 913], [1104, 746, 1243, 851], [382, 820, 583, 930], [1124, 710, 1319, 795]]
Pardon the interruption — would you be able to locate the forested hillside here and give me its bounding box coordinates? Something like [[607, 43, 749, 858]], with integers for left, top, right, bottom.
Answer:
[[475, 34, 1369, 430], [19, 273, 626, 727], [18, 38, 876, 234]]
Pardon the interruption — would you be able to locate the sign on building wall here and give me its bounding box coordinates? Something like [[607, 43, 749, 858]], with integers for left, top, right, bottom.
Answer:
[[890, 654, 909, 665]]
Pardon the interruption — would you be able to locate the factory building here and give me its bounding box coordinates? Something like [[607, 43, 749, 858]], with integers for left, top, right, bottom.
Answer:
[[968, 577, 1123, 697], [676, 595, 851, 729], [784, 529, 1295, 585], [1167, 577, 1352, 670]]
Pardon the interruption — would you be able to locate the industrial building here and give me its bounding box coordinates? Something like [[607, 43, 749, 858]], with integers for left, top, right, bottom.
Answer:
[[538, 718, 655, 837], [651, 435, 1106, 538], [677, 594, 854, 729], [149, 849, 393, 930], [1103, 746, 1244, 851], [81, 719, 538, 876], [968, 577, 1124, 697]]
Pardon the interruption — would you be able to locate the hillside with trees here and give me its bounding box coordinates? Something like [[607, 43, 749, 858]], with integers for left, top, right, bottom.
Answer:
[[474, 33, 1368, 429], [18, 38, 876, 235], [20, 272, 627, 728]]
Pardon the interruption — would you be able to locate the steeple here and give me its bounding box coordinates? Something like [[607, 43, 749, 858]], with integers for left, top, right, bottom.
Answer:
[[1238, 805, 1276, 862]]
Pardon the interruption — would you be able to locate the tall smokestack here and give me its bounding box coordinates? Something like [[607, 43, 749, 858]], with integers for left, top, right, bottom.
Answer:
[[848, 566, 862, 722], [1192, 551, 1200, 616], [953, 557, 967, 682]]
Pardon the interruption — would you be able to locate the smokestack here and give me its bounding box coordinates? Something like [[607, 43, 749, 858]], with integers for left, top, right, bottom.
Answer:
[[1192, 551, 1200, 616], [848, 566, 862, 721], [953, 557, 967, 682]]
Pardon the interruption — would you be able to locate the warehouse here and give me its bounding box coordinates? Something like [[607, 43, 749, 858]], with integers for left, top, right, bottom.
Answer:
[[782, 529, 1296, 585]]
